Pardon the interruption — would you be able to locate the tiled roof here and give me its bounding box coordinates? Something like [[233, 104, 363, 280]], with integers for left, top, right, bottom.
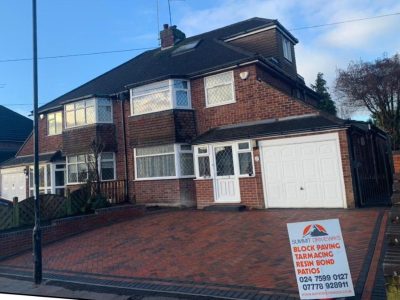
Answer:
[[0, 106, 32, 142], [38, 18, 291, 113], [0, 151, 62, 168], [0, 151, 17, 164], [192, 115, 347, 144]]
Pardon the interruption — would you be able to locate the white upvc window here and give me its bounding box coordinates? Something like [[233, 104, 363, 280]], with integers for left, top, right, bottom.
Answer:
[[237, 142, 254, 176], [134, 144, 194, 180], [66, 152, 115, 184], [194, 146, 211, 178], [64, 98, 112, 129], [282, 37, 293, 62], [47, 111, 63, 135], [130, 79, 191, 116], [204, 71, 235, 107], [100, 153, 116, 181]]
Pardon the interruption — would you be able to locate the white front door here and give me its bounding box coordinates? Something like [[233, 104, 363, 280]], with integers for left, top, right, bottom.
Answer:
[[260, 133, 346, 208], [213, 145, 241, 203]]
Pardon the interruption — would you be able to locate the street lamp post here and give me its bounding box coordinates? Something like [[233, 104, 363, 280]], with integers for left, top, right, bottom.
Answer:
[[32, 0, 42, 285]]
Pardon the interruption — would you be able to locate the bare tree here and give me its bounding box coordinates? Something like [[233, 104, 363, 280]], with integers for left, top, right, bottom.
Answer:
[[87, 136, 105, 197], [335, 54, 400, 149]]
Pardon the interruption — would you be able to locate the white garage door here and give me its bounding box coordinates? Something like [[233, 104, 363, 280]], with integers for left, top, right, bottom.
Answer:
[[260, 133, 346, 208], [0, 167, 26, 201]]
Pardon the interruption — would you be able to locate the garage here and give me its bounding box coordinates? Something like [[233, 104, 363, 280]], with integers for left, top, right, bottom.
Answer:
[[0, 167, 26, 201], [260, 133, 346, 208]]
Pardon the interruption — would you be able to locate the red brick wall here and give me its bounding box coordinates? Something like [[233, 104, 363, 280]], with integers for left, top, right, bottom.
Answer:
[[393, 151, 400, 174], [63, 124, 116, 155], [338, 130, 355, 208], [0, 205, 144, 259], [133, 178, 195, 207], [191, 64, 318, 135], [194, 179, 214, 209], [194, 130, 355, 209], [18, 116, 63, 156]]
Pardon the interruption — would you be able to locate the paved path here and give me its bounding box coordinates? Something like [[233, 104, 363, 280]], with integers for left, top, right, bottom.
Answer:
[[0, 209, 387, 299]]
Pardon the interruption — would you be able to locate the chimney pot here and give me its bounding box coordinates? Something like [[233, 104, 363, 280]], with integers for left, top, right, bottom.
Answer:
[[160, 24, 186, 49], [163, 24, 169, 29]]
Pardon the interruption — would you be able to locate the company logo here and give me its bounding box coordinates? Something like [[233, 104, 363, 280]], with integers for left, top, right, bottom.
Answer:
[[303, 224, 328, 237]]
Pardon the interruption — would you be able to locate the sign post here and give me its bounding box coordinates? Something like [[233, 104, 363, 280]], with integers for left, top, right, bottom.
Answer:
[[287, 219, 354, 299]]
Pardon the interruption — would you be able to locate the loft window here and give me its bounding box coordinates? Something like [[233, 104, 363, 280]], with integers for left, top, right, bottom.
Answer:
[[130, 79, 191, 116], [65, 98, 112, 128], [282, 37, 293, 62], [134, 144, 194, 179], [48, 111, 63, 135], [172, 40, 200, 55], [204, 71, 235, 107]]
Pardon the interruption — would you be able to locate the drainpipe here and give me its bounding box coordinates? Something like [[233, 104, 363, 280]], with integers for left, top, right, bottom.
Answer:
[[119, 93, 129, 202]]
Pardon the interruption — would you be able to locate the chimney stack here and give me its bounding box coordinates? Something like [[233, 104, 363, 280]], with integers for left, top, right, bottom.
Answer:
[[160, 24, 186, 49]]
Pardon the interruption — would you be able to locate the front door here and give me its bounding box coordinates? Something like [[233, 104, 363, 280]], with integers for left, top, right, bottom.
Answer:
[[213, 145, 240, 203]]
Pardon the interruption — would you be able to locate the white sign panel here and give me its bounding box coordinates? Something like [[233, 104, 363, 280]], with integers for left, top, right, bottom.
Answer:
[[287, 219, 354, 299]]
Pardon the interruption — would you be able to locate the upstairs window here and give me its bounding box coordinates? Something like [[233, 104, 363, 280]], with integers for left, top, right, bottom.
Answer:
[[65, 98, 112, 128], [48, 111, 63, 135], [282, 37, 293, 62], [204, 71, 235, 107], [130, 79, 191, 116]]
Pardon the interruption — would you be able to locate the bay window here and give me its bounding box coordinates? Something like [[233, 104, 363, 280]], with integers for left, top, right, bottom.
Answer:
[[134, 144, 194, 179], [29, 163, 65, 196], [48, 111, 63, 135], [65, 98, 112, 128], [204, 71, 235, 107], [130, 79, 191, 116]]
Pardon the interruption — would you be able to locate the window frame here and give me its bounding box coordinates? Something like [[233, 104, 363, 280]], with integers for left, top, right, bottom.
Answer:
[[64, 98, 113, 129], [100, 152, 116, 182], [130, 79, 191, 116], [66, 152, 116, 184], [236, 142, 255, 177], [282, 37, 293, 62], [47, 111, 63, 136], [194, 145, 212, 179], [204, 70, 236, 108], [134, 144, 195, 181]]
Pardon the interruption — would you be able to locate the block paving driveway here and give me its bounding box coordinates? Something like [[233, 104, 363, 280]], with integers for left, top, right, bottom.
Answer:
[[0, 209, 387, 298]]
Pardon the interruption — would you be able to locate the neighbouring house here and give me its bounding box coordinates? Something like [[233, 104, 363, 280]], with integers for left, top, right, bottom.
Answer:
[[0, 18, 393, 208], [0, 106, 32, 201]]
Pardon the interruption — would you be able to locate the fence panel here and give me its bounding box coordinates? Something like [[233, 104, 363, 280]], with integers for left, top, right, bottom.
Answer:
[[18, 197, 35, 226], [40, 194, 67, 221], [0, 206, 13, 230]]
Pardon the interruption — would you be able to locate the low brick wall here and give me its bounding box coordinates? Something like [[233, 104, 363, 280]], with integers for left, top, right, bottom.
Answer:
[[0, 205, 144, 260], [393, 151, 400, 174]]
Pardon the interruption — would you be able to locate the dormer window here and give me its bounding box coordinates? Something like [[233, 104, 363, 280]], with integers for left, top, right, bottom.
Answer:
[[130, 79, 191, 116], [65, 98, 112, 129], [282, 37, 292, 62]]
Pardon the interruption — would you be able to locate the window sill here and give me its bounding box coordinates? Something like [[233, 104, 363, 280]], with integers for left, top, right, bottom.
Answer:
[[134, 176, 195, 181], [65, 122, 113, 130], [129, 108, 193, 118], [48, 133, 62, 136], [205, 100, 236, 108]]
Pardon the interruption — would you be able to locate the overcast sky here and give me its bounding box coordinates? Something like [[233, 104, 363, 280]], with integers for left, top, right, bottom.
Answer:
[[0, 0, 399, 118]]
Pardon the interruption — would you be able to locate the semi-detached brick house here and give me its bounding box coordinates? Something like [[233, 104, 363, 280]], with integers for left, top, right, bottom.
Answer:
[[0, 18, 394, 208]]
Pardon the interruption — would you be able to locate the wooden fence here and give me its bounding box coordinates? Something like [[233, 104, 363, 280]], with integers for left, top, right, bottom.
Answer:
[[0, 180, 127, 231]]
